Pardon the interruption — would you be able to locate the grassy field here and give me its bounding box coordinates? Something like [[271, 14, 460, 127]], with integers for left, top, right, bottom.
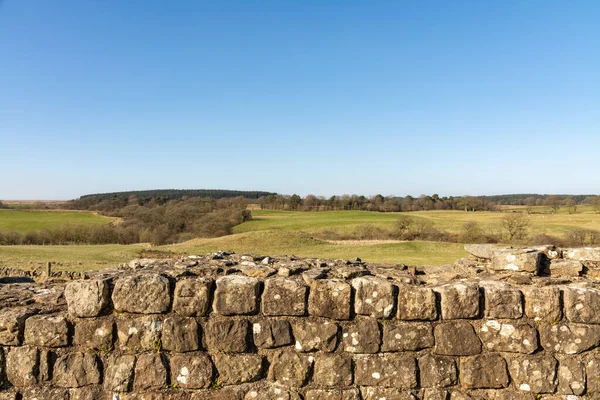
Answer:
[[0, 209, 115, 233], [2, 206, 600, 272]]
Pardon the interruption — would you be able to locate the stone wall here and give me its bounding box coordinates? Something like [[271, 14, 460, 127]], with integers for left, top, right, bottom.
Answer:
[[1, 251, 600, 399]]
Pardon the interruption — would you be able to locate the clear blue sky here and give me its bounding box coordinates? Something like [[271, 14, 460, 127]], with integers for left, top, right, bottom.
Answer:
[[1, 1, 599, 200]]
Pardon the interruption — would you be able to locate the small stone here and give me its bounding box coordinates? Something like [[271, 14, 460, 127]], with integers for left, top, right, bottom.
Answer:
[[508, 356, 557, 394], [65, 279, 110, 317], [382, 322, 434, 352], [162, 315, 199, 353], [523, 286, 562, 323], [205, 317, 249, 353], [434, 321, 481, 356], [253, 319, 293, 349], [419, 354, 457, 388], [292, 318, 339, 352], [478, 320, 538, 353], [460, 354, 509, 389], [308, 279, 352, 320], [342, 318, 380, 353], [268, 350, 312, 387], [112, 273, 171, 314], [436, 283, 480, 319], [539, 323, 600, 354], [213, 353, 264, 386], [103, 355, 135, 392], [313, 354, 353, 387], [24, 314, 69, 347], [53, 352, 101, 388], [397, 286, 437, 321], [354, 354, 416, 388], [563, 286, 600, 323], [262, 278, 308, 316], [213, 275, 260, 315], [133, 353, 168, 390], [169, 352, 213, 389], [172, 277, 212, 316], [352, 276, 396, 318]]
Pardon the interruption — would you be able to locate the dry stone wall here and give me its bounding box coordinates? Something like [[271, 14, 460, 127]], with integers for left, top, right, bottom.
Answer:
[[1, 250, 600, 399]]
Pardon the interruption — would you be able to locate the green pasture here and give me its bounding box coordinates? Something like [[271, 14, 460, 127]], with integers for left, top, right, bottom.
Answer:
[[0, 209, 114, 234]]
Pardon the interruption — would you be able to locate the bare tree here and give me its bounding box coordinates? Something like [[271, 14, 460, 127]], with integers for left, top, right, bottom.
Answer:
[[502, 213, 530, 241], [544, 195, 561, 213]]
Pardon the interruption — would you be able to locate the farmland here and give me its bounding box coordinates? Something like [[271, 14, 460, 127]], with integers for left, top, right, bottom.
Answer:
[[0, 209, 115, 234]]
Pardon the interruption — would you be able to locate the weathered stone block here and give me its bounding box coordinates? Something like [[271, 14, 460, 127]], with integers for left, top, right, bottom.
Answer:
[[464, 244, 502, 260], [133, 353, 168, 390], [564, 247, 600, 267], [308, 279, 352, 320], [162, 315, 199, 352], [434, 321, 481, 356], [243, 384, 299, 400], [53, 352, 101, 388], [18, 387, 68, 400], [24, 314, 69, 347], [313, 354, 353, 387], [354, 354, 416, 388], [170, 352, 213, 389], [360, 387, 416, 400], [6, 346, 38, 387], [192, 386, 246, 400], [112, 273, 171, 314], [292, 318, 338, 352], [436, 283, 480, 319], [382, 322, 434, 352], [268, 350, 312, 387], [557, 357, 585, 395], [68, 386, 104, 400], [540, 323, 600, 354], [65, 279, 110, 317], [563, 286, 600, 324], [116, 315, 162, 353], [262, 278, 307, 316], [478, 320, 538, 353], [549, 260, 583, 277], [253, 319, 293, 349], [213, 353, 263, 386], [305, 389, 360, 400], [0, 307, 37, 345], [103, 355, 135, 392], [397, 286, 437, 321], [205, 318, 249, 353], [460, 354, 509, 389], [508, 356, 557, 394], [0, 391, 17, 400], [523, 286, 562, 323], [73, 316, 113, 351], [490, 249, 542, 274], [172, 277, 212, 316], [342, 318, 380, 353], [419, 354, 457, 388], [213, 275, 260, 315], [352, 276, 396, 318], [423, 389, 450, 400], [483, 283, 523, 319], [586, 354, 600, 395]]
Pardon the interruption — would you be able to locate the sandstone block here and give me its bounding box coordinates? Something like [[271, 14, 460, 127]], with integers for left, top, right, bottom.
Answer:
[[434, 321, 481, 356], [419, 354, 457, 388], [170, 352, 213, 389], [397, 286, 437, 320], [103, 355, 135, 392], [478, 320, 538, 353], [116, 315, 162, 353], [162, 315, 199, 352], [342, 318, 380, 353], [382, 322, 434, 352], [557, 357, 585, 395], [464, 244, 503, 260], [65, 279, 110, 317], [205, 318, 249, 353], [460, 354, 509, 389], [508, 356, 557, 394], [24, 314, 69, 347], [6, 346, 38, 387], [352, 276, 396, 318], [112, 273, 171, 314], [549, 260, 583, 277], [308, 279, 352, 320], [133, 353, 168, 390], [268, 350, 312, 387], [73, 316, 114, 351], [0, 307, 37, 345], [262, 278, 307, 316], [564, 247, 600, 267], [213, 353, 264, 386], [354, 354, 416, 388], [292, 318, 338, 352], [68, 386, 104, 400], [483, 283, 523, 319], [313, 354, 353, 387], [253, 319, 293, 349], [305, 389, 360, 400], [563, 286, 600, 324], [436, 283, 480, 319], [53, 352, 101, 388], [213, 275, 260, 315], [540, 323, 600, 354], [360, 387, 416, 400], [523, 286, 562, 323], [586, 354, 600, 395], [490, 249, 542, 274], [423, 389, 450, 400], [172, 277, 212, 316], [18, 387, 68, 400], [243, 384, 299, 400]]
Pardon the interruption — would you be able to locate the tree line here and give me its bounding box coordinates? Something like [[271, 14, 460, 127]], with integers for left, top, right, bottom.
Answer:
[[80, 189, 276, 201]]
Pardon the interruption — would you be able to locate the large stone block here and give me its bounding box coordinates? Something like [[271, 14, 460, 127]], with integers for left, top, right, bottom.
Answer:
[[213, 353, 264, 386], [172, 277, 212, 316], [478, 320, 538, 353], [213, 275, 260, 315], [5, 346, 39, 387], [434, 321, 481, 356], [162, 315, 199, 352], [112, 274, 171, 314], [243, 384, 300, 400], [523, 286, 562, 323], [0, 307, 37, 345], [564, 247, 600, 267], [563, 286, 600, 324], [354, 354, 416, 388], [73, 316, 114, 351], [360, 387, 416, 400], [483, 283, 523, 319], [103, 355, 135, 392], [382, 322, 434, 352], [65, 279, 110, 317], [170, 352, 213, 389], [419, 354, 457, 388], [305, 389, 360, 400], [292, 318, 339, 352], [308, 279, 352, 320], [342, 318, 380, 353], [460, 354, 509, 389], [313, 354, 353, 387], [540, 323, 600, 354], [436, 283, 480, 319], [508, 356, 557, 394], [464, 244, 503, 260], [53, 352, 101, 388], [549, 260, 583, 277], [352, 276, 396, 318], [262, 278, 308, 316], [253, 319, 293, 349], [133, 353, 168, 390], [490, 249, 542, 274], [18, 387, 68, 400], [205, 318, 249, 353], [268, 350, 313, 387], [24, 314, 70, 347], [116, 315, 162, 353], [586, 354, 600, 395], [557, 356, 585, 395], [397, 286, 437, 321]]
